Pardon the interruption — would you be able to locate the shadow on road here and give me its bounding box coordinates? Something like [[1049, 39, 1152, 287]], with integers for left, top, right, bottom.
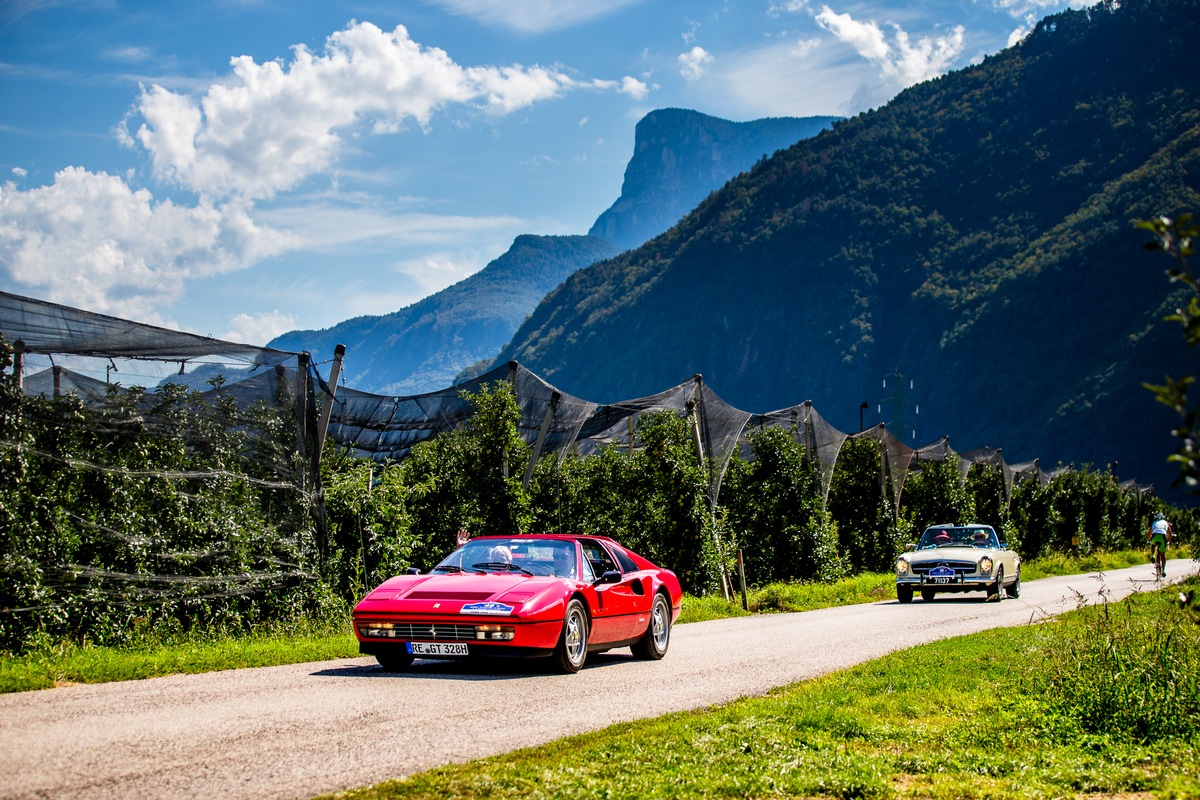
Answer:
[[311, 651, 635, 681]]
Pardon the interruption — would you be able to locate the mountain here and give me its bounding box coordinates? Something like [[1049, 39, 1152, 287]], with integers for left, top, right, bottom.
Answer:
[[271, 110, 837, 395], [495, 0, 1200, 497], [589, 109, 839, 250], [269, 235, 620, 395]]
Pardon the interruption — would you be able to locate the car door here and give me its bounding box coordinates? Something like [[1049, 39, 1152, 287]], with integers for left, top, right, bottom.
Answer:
[[579, 539, 652, 642]]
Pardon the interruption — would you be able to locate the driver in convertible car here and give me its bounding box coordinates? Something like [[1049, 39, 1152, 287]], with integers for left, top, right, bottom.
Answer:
[[487, 545, 512, 564], [933, 531, 951, 545]]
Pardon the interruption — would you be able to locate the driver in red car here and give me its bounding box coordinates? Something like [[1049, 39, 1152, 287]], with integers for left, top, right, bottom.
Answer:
[[552, 544, 577, 579]]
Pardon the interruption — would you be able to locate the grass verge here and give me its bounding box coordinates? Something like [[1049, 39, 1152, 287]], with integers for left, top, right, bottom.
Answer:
[[0, 549, 1173, 694], [322, 576, 1200, 800]]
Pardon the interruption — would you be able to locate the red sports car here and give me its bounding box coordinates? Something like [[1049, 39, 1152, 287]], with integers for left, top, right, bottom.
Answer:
[[353, 534, 683, 673]]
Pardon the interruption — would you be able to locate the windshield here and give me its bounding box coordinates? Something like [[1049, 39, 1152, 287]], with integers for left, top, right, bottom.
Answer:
[[918, 526, 998, 549], [432, 538, 579, 578]]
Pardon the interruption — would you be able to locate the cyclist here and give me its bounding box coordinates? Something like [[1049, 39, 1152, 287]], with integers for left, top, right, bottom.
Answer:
[[1148, 514, 1172, 578]]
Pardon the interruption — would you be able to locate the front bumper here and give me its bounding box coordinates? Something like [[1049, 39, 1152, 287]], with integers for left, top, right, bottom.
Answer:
[[353, 615, 564, 655], [895, 575, 996, 591]]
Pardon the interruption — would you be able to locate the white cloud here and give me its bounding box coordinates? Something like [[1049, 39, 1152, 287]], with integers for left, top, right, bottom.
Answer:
[[422, 0, 645, 33], [222, 310, 297, 346], [991, 0, 1072, 18], [0, 167, 294, 320], [678, 46, 714, 82], [131, 21, 640, 202], [814, 6, 965, 87], [10, 167, 26, 178]]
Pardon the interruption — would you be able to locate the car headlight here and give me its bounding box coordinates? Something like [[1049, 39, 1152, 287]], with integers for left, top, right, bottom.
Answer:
[[896, 558, 910, 576], [978, 556, 993, 575]]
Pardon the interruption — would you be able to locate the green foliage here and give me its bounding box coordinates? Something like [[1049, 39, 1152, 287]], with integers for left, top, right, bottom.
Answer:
[[0, 336, 321, 653], [1009, 466, 1144, 557], [720, 427, 844, 584], [826, 437, 901, 573], [528, 411, 718, 592], [899, 457, 974, 533], [321, 454, 414, 600], [1030, 577, 1200, 742], [1139, 212, 1200, 494], [397, 381, 532, 568]]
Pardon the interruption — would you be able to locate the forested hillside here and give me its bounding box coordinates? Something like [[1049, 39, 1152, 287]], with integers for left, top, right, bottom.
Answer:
[[496, 0, 1200, 497], [269, 235, 619, 394]]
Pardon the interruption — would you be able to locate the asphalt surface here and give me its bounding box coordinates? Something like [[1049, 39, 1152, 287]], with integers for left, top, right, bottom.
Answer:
[[0, 559, 1193, 800]]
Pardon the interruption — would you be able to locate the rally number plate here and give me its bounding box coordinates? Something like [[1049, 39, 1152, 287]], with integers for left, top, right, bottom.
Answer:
[[924, 566, 960, 585]]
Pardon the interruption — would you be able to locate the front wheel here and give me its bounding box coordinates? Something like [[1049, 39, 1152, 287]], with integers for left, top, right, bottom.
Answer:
[[553, 599, 589, 673], [1006, 567, 1021, 599], [897, 584, 913, 604], [987, 567, 1004, 602], [376, 651, 414, 671], [631, 593, 671, 660]]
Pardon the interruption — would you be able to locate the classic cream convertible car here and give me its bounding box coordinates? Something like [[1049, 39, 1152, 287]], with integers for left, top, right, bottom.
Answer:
[[895, 524, 1021, 603]]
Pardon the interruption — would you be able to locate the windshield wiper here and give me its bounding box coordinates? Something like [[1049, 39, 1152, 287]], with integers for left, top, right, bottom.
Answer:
[[432, 564, 485, 574], [472, 561, 533, 575]]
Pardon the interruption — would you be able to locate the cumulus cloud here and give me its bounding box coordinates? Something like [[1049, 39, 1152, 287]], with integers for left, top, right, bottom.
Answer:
[[0, 167, 294, 320], [130, 21, 642, 202], [422, 0, 645, 33], [678, 46, 714, 81], [814, 6, 964, 87], [222, 310, 297, 346]]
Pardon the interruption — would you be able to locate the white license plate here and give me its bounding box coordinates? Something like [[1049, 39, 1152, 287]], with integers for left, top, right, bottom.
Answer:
[[407, 641, 469, 656]]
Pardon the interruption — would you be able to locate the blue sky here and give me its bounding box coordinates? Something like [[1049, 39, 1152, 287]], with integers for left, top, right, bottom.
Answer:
[[0, 0, 1084, 346]]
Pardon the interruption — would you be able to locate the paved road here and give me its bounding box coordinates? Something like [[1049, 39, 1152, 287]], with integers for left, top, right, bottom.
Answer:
[[0, 559, 1193, 800]]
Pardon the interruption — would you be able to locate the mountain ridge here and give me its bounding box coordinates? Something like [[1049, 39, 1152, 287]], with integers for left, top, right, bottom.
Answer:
[[494, 0, 1200, 495]]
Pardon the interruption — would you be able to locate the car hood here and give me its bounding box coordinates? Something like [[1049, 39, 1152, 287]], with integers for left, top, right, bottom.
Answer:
[[352, 572, 563, 617], [904, 545, 996, 564]]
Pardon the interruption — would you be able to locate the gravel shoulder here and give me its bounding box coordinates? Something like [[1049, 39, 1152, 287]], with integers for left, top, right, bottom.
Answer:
[[0, 559, 1192, 800]]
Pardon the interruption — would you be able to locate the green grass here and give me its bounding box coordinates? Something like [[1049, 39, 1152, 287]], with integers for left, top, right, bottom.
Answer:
[[0, 616, 359, 694], [322, 577, 1200, 800], [0, 549, 1176, 694]]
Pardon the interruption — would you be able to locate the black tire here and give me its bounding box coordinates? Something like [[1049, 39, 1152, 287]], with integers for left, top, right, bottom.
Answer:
[[553, 599, 589, 673], [921, 588, 936, 602], [1006, 567, 1021, 599], [631, 593, 671, 660], [987, 567, 1004, 602], [376, 651, 414, 671], [897, 584, 913, 604]]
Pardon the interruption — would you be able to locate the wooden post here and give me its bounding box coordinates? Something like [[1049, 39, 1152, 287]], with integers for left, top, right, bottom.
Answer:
[[12, 339, 24, 392], [52, 365, 62, 397], [737, 549, 749, 611], [295, 352, 310, 489], [315, 344, 345, 460]]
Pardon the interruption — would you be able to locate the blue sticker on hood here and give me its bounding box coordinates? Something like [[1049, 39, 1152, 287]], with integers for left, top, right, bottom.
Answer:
[[460, 601, 515, 616]]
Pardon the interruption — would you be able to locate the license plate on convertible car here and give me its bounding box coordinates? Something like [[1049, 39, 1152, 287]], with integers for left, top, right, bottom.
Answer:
[[924, 566, 960, 585], [407, 642, 469, 656]]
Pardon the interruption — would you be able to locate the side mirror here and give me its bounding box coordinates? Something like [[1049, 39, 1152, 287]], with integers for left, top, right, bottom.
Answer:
[[598, 570, 622, 585], [406, 567, 421, 575]]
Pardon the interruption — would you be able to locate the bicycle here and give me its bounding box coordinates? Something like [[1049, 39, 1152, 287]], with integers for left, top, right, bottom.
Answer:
[[1151, 542, 1166, 580]]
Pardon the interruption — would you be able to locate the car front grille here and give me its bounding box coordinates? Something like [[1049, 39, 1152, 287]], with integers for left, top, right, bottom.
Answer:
[[911, 560, 976, 576], [379, 623, 477, 641]]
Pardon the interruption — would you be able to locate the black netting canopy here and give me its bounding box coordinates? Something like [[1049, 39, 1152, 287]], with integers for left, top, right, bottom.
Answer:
[[0, 290, 295, 367], [1, 290, 1155, 503]]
